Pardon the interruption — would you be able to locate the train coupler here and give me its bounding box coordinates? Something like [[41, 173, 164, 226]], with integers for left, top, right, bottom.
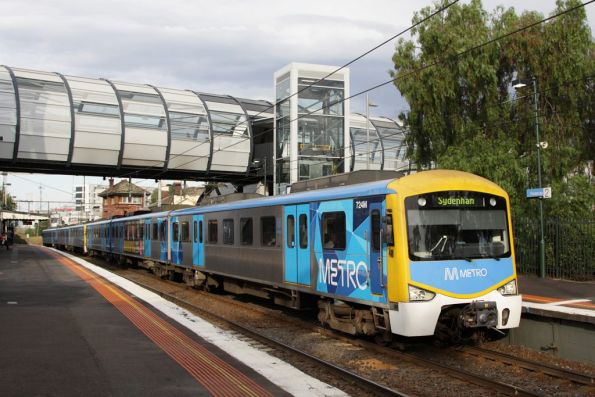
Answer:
[[459, 301, 498, 328]]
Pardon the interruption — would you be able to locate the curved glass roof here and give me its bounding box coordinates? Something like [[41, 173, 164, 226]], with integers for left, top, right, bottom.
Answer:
[[349, 114, 410, 172]]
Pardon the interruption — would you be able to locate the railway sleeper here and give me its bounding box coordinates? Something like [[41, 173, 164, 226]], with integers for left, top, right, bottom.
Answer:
[[317, 300, 378, 336]]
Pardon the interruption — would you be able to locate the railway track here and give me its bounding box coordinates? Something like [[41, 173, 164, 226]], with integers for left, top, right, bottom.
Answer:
[[114, 268, 547, 396], [75, 252, 594, 397], [120, 273, 409, 397], [322, 330, 542, 397], [460, 346, 594, 385]]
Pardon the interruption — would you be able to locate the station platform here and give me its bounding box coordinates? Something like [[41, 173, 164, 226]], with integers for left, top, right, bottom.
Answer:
[[518, 274, 595, 324], [0, 245, 345, 397]]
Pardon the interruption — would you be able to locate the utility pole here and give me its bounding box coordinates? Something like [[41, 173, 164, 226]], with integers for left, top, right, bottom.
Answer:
[[513, 77, 546, 278], [264, 156, 267, 196], [1, 172, 6, 233], [532, 77, 546, 279], [365, 94, 378, 169]]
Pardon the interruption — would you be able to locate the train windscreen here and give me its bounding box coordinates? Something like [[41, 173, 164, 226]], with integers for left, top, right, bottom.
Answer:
[[405, 191, 510, 261]]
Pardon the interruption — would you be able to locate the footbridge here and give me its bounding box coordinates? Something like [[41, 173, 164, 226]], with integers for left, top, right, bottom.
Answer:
[[0, 65, 409, 186]]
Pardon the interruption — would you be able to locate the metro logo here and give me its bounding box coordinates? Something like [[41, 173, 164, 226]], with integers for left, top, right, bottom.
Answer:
[[319, 258, 369, 291], [444, 267, 488, 281]]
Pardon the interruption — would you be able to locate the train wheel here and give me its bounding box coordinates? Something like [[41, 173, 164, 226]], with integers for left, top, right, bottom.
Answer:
[[434, 307, 463, 345]]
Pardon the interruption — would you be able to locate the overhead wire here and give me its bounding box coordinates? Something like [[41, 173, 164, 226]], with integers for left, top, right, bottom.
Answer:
[[112, 0, 462, 181], [201, 78, 594, 188], [143, 0, 595, 182]]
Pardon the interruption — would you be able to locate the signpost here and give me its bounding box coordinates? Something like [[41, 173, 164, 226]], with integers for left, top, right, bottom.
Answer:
[[526, 187, 552, 199]]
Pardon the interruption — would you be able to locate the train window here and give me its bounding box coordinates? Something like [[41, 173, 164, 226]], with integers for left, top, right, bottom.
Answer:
[[321, 212, 346, 250], [152, 222, 158, 240], [160, 221, 167, 241], [139, 223, 144, 241], [199, 221, 203, 243], [181, 222, 190, 242], [172, 222, 179, 242], [261, 216, 276, 246], [299, 214, 308, 249], [208, 220, 218, 243], [385, 214, 394, 246], [371, 209, 380, 251], [193, 221, 198, 243], [287, 215, 295, 248], [240, 218, 253, 245], [222, 219, 234, 245]]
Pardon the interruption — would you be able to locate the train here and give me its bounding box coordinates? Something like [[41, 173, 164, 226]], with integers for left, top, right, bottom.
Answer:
[[43, 170, 522, 340]]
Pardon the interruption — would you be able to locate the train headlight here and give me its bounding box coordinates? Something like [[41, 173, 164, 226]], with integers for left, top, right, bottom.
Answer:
[[497, 280, 517, 295], [408, 285, 436, 301]]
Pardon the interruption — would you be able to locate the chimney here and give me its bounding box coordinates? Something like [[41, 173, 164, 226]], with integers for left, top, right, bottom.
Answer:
[[109, 178, 114, 187]]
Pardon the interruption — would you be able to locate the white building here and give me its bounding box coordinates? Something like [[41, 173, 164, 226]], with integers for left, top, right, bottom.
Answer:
[[74, 183, 107, 221]]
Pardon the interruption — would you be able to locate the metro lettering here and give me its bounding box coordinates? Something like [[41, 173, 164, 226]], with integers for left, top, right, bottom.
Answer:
[[319, 258, 369, 291], [444, 267, 488, 281]]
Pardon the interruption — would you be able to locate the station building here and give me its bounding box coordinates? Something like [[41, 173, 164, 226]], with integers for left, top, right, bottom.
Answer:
[[0, 63, 409, 194]]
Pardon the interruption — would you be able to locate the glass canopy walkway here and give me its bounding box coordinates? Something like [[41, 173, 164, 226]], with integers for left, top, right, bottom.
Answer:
[[0, 65, 408, 183]]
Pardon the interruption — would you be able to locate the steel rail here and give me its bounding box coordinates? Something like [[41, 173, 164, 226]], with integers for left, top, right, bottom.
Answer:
[[316, 329, 542, 397], [88, 260, 556, 397], [462, 346, 594, 385], [119, 270, 539, 397], [121, 275, 410, 397]]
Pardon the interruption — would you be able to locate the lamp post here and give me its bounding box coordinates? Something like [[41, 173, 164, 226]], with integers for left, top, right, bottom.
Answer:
[[263, 156, 267, 196], [253, 157, 268, 196], [365, 94, 378, 169], [1, 172, 10, 233], [513, 77, 546, 278]]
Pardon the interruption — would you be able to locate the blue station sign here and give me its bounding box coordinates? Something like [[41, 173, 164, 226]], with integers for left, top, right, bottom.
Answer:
[[526, 187, 552, 199]]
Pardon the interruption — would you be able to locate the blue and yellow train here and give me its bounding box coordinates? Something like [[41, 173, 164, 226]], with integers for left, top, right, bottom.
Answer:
[[43, 170, 522, 338]]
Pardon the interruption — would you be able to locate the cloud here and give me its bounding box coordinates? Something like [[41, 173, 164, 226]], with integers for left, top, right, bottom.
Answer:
[[3, 0, 587, 202]]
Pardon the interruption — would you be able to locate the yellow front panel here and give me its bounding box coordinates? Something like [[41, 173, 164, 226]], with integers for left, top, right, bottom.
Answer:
[[385, 170, 517, 303]]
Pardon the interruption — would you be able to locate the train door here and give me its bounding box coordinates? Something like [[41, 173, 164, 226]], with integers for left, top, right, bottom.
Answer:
[[117, 223, 124, 253], [144, 219, 151, 257], [83, 224, 87, 254], [192, 215, 205, 267], [170, 216, 182, 264], [284, 204, 310, 285], [369, 201, 384, 295], [158, 217, 168, 262]]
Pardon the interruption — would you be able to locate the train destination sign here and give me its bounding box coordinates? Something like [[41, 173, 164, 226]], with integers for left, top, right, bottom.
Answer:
[[429, 193, 485, 208]]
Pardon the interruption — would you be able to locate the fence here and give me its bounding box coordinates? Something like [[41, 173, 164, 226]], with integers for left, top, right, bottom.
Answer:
[[513, 217, 595, 280]]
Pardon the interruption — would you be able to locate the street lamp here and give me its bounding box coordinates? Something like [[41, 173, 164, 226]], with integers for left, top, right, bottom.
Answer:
[[513, 76, 546, 278], [252, 157, 268, 196], [365, 94, 378, 169]]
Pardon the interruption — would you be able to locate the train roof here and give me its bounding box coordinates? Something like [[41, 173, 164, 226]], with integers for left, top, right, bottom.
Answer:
[[45, 170, 508, 230], [171, 178, 397, 216]]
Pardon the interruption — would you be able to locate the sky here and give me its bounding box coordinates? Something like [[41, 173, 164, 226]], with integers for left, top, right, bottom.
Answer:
[[1, 0, 593, 211]]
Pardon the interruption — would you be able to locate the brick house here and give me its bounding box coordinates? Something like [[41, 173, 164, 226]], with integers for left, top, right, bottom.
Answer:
[[98, 179, 148, 218]]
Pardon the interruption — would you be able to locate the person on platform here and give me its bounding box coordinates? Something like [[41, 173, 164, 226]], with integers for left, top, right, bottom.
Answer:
[[0, 231, 9, 250]]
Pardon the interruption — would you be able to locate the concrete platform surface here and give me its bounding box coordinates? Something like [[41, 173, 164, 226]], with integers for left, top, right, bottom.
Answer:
[[518, 274, 595, 323], [0, 245, 345, 397]]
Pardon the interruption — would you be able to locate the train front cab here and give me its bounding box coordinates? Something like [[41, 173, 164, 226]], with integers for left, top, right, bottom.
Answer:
[[386, 170, 522, 337]]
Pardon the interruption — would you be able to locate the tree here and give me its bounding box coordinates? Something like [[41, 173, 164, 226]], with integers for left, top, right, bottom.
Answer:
[[0, 188, 16, 211], [150, 188, 158, 204], [392, 0, 594, 218]]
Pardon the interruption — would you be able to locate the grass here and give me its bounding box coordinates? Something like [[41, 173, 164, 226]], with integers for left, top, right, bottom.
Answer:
[[14, 230, 43, 246]]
